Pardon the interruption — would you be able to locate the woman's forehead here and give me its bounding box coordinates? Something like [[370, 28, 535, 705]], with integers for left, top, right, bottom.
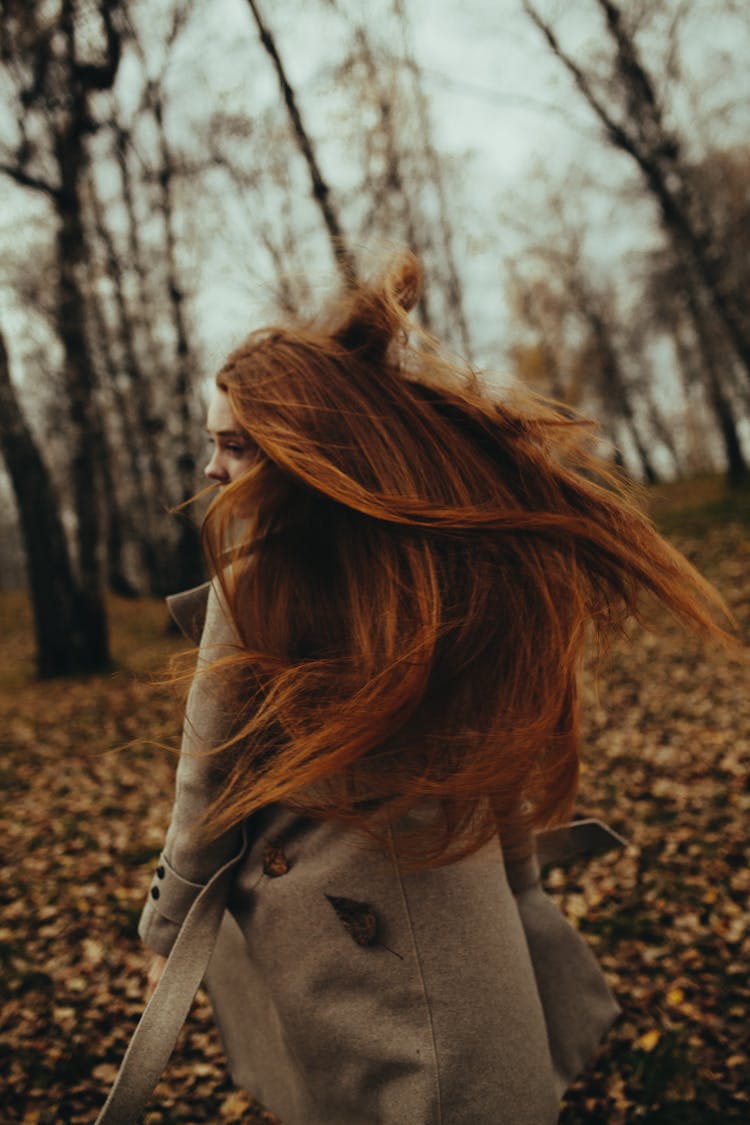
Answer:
[[206, 388, 241, 433]]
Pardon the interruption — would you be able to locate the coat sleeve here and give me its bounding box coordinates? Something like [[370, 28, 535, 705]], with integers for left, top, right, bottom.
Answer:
[[502, 830, 620, 1095], [139, 582, 245, 957]]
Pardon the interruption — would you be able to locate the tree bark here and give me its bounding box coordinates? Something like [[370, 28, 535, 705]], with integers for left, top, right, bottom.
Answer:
[[681, 289, 748, 487], [54, 113, 110, 666], [82, 244, 145, 597], [584, 305, 659, 484], [0, 0, 126, 670], [151, 85, 205, 591], [645, 396, 682, 478], [0, 332, 106, 676], [86, 168, 175, 593]]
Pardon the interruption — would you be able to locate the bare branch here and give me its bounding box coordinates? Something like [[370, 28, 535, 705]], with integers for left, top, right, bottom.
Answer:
[[597, 0, 659, 114], [523, 0, 750, 396], [393, 0, 471, 357], [72, 0, 123, 91], [246, 0, 357, 286], [0, 158, 59, 199], [521, 1, 637, 157]]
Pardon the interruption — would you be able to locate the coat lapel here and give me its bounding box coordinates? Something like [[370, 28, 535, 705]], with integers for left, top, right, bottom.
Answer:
[[166, 582, 211, 644]]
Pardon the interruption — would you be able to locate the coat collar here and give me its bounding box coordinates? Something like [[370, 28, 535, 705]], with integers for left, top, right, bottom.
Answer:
[[166, 581, 211, 644]]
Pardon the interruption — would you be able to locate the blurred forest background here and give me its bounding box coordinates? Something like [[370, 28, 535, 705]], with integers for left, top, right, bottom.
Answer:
[[1, 0, 749, 677]]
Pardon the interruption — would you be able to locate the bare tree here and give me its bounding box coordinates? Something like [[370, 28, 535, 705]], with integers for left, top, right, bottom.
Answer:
[[503, 179, 661, 481], [79, 259, 140, 596], [145, 76, 206, 590], [84, 165, 175, 592], [523, 0, 750, 390], [392, 0, 472, 358], [314, 8, 472, 352], [0, 0, 127, 670], [685, 294, 747, 486], [0, 331, 105, 675], [574, 286, 659, 483], [96, 1, 220, 593], [510, 266, 659, 480], [330, 22, 439, 331], [246, 0, 358, 287], [507, 270, 581, 406], [643, 253, 748, 485]]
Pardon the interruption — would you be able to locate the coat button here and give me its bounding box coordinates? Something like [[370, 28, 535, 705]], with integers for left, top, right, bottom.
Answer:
[[156, 865, 165, 879], [151, 886, 160, 900], [263, 839, 290, 878]]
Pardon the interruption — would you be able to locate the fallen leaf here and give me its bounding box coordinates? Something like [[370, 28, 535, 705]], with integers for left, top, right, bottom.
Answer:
[[636, 1029, 661, 1052]]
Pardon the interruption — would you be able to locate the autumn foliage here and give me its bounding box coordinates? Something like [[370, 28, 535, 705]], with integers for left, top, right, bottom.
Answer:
[[0, 483, 748, 1123]]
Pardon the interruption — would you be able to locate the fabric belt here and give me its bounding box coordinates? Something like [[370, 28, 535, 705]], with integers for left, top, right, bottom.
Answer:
[[95, 828, 247, 1125]]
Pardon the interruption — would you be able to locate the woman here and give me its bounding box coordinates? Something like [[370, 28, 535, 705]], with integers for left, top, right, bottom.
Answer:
[[97, 254, 726, 1125]]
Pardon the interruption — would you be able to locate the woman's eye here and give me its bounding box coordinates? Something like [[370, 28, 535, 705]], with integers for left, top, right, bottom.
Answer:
[[226, 444, 246, 456]]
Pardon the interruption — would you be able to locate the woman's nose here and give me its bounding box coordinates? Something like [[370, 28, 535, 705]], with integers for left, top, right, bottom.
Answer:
[[205, 451, 228, 483]]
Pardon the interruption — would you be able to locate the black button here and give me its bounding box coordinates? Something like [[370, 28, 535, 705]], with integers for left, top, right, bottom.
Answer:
[[156, 865, 165, 879], [151, 886, 160, 900]]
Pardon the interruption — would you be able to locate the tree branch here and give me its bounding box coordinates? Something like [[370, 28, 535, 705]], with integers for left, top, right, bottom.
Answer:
[[246, 0, 357, 286], [0, 159, 59, 199], [73, 0, 123, 91], [596, 0, 658, 113], [522, 0, 637, 157]]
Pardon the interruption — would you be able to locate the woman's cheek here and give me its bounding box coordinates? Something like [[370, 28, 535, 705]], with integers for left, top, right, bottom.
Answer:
[[230, 455, 254, 482]]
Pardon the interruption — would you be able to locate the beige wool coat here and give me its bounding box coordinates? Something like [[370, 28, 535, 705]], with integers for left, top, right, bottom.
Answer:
[[99, 582, 621, 1125]]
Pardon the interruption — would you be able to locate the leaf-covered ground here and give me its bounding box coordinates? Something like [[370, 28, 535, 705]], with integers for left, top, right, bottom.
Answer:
[[1, 482, 748, 1123]]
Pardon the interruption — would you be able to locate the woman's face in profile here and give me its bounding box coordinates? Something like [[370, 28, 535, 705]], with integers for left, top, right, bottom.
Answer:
[[205, 388, 258, 485]]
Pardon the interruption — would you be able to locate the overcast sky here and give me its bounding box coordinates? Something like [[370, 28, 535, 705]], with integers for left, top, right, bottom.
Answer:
[[1, 1, 748, 372]]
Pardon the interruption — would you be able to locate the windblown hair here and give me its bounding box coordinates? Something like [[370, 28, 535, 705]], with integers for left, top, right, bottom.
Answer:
[[198, 252, 726, 868]]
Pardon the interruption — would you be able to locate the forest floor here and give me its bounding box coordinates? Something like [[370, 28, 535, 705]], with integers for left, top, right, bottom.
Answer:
[[0, 476, 748, 1124]]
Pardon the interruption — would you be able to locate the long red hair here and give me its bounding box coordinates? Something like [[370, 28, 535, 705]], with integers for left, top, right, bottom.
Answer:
[[198, 253, 727, 867]]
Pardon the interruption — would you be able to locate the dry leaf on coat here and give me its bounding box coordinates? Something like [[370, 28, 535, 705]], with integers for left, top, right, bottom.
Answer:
[[324, 894, 403, 959]]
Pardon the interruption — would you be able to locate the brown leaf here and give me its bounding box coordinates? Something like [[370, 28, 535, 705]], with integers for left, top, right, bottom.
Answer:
[[324, 894, 404, 959], [325, 894, 378, 946]]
